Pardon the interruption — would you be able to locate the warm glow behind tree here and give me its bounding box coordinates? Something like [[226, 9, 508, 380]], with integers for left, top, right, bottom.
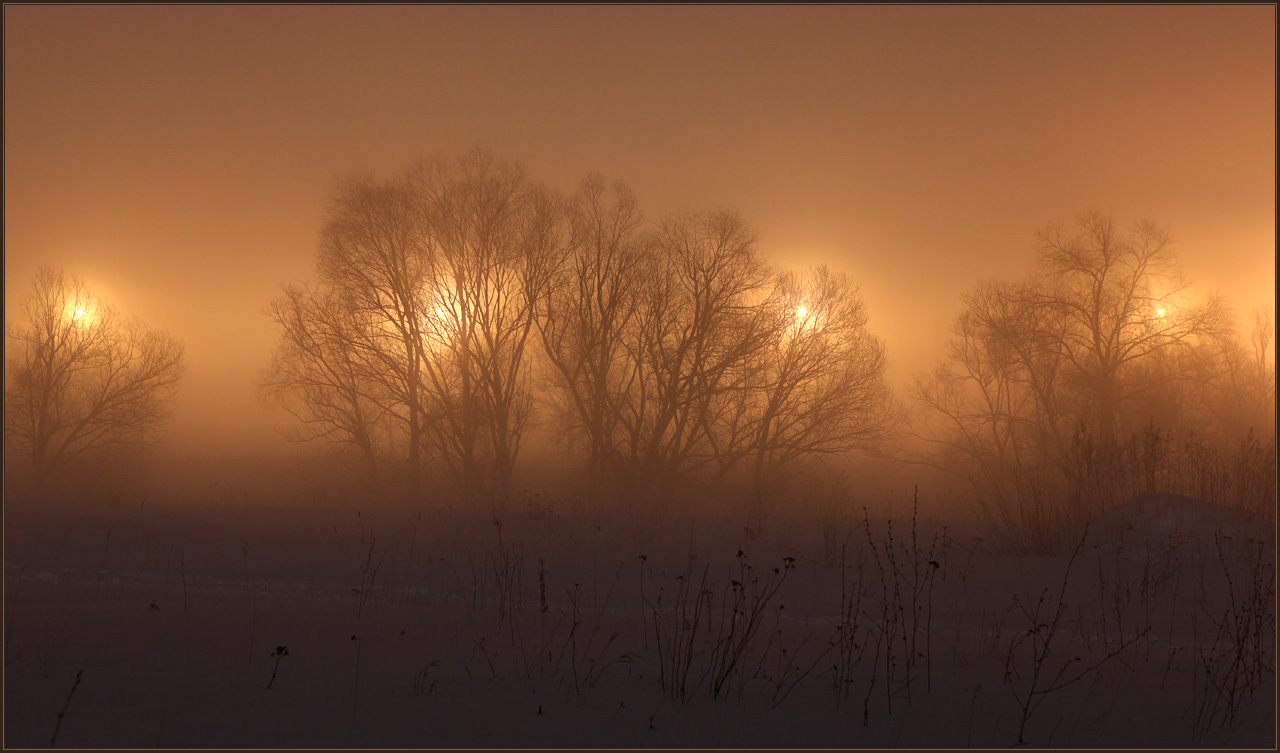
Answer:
[[911, 211, 1241, 550], [1029, 212, 1231, 439], [4, 267, 187, 499], [740, 265, 898, 496]]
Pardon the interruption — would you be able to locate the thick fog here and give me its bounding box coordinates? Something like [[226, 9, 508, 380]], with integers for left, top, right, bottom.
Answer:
[[4, 6, 1274, 510], [5, 9, 1277, 750]]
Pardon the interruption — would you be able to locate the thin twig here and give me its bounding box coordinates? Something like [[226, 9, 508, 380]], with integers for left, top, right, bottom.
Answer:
[[49, 668, 83, 748]]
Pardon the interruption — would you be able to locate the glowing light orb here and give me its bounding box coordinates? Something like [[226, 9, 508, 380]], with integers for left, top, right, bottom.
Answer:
[[1156, 308, 1166, 318], [74, 309, 85, 318], [796, 306, 808, 318]]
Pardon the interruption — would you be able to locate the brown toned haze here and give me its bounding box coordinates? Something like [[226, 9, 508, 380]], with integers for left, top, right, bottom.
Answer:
[[4, 5, 1274, 472]]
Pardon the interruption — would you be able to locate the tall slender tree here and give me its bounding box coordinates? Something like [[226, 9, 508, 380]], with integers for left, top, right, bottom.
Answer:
[[536, 174, 651, 499]]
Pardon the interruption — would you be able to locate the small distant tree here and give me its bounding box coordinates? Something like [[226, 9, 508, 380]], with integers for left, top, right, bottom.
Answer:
[[4, 267, 186, 499], [1201, 307, 1276, 438]]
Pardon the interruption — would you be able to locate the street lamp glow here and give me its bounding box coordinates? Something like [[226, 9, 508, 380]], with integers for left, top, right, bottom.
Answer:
[[66, 303, 92, 325], [796, 305, 808, 319]]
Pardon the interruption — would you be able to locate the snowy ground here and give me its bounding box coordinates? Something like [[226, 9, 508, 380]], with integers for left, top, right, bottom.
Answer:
[[4, 493, 1275, 748]]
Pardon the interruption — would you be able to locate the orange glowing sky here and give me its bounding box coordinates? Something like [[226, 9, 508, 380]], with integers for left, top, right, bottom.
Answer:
[[4, 6, 1275, 460]]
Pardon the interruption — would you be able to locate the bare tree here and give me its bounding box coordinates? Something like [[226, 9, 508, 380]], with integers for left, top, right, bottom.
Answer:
[[608, 209, 778, 498], [268, 153, 898, 505], [1244, 307, 1277, 429], [536, 174, 651, 499], [918, 213, 1231, 465], [262, 282, 398, 497], [308, 172, 438, 499], [4, 267, 186, 499], [913, 213, 1237, 548], [409, 148, 562, 499], [1180, 305, 1277, 440], [735, 266, 897, 497], [1029, 212, 1230, 439], [265, 149, 561, 502], [912, 279, 1075, 481], [537, 198, 898, 503], [911, 278, 1082, 545]]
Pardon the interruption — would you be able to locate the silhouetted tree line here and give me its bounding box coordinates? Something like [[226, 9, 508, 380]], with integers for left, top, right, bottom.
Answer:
[[7, 150, 1270, 524], [262, 148, 897, 503]]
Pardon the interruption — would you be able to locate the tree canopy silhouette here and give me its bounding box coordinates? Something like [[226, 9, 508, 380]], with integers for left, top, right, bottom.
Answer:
[[266, 149, 898, 503]]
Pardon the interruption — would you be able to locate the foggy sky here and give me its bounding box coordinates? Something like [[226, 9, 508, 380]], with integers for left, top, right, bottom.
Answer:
[[4, 5, 1275, 462]]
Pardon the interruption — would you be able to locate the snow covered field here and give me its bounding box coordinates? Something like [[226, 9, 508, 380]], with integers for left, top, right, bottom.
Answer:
[[4, 493, 1274, 748]]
